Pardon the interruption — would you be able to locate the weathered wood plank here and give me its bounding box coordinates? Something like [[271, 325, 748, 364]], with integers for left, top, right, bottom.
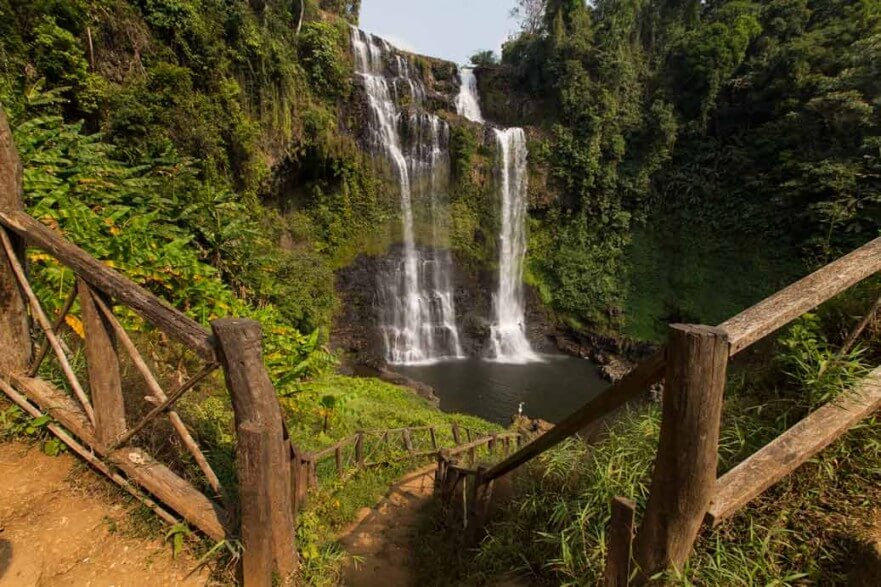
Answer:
[[403, 428, 414, 453], [634, 325, 730, 578], [708, 365, 881, 526], [311, 436, 355, 461], [721, 237, 881, 354], [841, 295, 881, 356], [604, 497, 636, 587], [0, 108, 31, 374], [213, 318, 297, 580], [5, 374, 228, 540], [28, 286, 77, 377], [1, 228, 96, 425], [0, 376, 181, 529], [112, 363, 218, 449], [110, 446, 228, 541], [0, 209, 215, 361], [92, 294, 223, 496], [79, 280, 127, 445], [447, 435, 496, 458], [484, 350, 666, 483], [355, 432, 364, 468]]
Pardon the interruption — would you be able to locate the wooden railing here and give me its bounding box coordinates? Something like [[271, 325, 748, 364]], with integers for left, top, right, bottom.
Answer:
[[0, 108, 295, 584], [443, 235, 881, 583], [292, 423, 520, 508]]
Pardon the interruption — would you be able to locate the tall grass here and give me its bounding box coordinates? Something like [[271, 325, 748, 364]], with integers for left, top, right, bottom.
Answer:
[[416, 296, 880, 585]]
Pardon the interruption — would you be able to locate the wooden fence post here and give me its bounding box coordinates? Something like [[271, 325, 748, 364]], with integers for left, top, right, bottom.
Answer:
[[604, 497, 636, 587], [79, 280, 127, 445], [452, 422, 461, 444], [633, 324, 729, 580], [355, 432, 364, 468], [0, 106, 32, 374], [212, 318, 297, 585]]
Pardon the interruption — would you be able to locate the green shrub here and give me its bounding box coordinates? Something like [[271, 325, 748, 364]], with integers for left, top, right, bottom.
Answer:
[[297, 21, 351, 100]]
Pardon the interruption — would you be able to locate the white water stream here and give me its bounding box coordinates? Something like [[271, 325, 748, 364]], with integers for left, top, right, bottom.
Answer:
[[455, 67, 484, 124], [489, 128, 541, 363], [454, 65, 540, 362], [351, 27, 463, 364]]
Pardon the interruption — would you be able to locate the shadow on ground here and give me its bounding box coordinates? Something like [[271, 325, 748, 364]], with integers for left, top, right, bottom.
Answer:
[[0, 539, 11, 579]]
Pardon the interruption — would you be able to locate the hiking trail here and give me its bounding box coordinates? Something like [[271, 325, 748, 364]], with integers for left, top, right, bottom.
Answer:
[[0, 441, 207, 586]]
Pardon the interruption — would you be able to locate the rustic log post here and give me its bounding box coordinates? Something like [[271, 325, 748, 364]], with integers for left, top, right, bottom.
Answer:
[[633, 324, 729, 579], [335, 446, 343, 478], [309, 460, 318, 488], [0, 106, 32, 373], [466, 467, 494, 544], [452, 422, 461, 444], [434, 451, 446, 491], [403, 428, 413, 453], [355, 432, 364, 468], [604, 497, 636, 587], [429, 427, 438, 451], [212, 319, 297, 585], [488, 434, 496, 455], [79, 280, 127, 445], [290, 449, 309, 517]]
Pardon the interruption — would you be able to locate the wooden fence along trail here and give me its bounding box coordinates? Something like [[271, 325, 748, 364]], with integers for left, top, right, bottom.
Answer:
[[436, 233, 881, 582], [0, 105, 518, 584], [4, 97, 881, 585]]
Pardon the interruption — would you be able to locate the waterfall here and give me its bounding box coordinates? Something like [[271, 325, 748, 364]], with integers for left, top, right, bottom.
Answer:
[[455, 67, 484, 123], [350, 27, 463, 365], [489, 128, 542, 363]]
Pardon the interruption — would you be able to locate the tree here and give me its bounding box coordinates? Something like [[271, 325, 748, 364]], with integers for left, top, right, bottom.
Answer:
[[511, 0, 547, 34], [469, 49, 499, 67]]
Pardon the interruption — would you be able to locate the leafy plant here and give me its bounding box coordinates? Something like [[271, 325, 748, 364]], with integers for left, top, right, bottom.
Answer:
[[165, 522, 192, 559], [0, 406, 66, 456], [778, 314, 869, 409]]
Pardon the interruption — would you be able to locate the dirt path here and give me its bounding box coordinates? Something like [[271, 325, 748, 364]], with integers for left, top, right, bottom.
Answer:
[[338, 465, 437, 587], [0, 441, 208, 587]]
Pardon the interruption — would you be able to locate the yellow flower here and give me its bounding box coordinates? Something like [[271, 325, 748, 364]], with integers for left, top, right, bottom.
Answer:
[[65, 315, 85, 339]]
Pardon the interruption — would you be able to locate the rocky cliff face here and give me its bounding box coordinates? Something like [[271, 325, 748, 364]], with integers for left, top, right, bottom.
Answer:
[[331, 34, 565, 368], [331, 246, 558, 366]]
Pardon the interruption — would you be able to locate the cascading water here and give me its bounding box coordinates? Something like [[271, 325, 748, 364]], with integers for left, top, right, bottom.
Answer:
[[489, 128, 542, 363], [350, 27, 463, 364], [455, 67, 484, 123]]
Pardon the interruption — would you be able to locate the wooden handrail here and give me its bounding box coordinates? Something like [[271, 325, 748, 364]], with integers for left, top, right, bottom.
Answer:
[[7, 373, 228, 539], [484, 236, 881, 484], [0, 209, 216, 361], [484, 351, 666, 482], [708, 365, 881, 526], [1, 110, 299, 582], [445, 432, 520, 458], [721, 237, 881, 354], [311, 435, 357, 460]]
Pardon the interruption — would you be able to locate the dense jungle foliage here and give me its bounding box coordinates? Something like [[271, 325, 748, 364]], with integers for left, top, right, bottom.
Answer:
[[2, 0, 881, 584], [0, 0, 382, 387], [483, 0, 881, 338]]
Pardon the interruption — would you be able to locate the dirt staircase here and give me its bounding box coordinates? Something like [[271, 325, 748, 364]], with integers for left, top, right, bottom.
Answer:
[[0, 441, 207, 586]]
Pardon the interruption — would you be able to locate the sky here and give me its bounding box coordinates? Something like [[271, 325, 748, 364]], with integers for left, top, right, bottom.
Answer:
[[359, 0, 521, 65]]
